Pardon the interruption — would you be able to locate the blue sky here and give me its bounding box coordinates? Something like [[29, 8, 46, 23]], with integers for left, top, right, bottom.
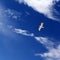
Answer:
[[0, 0, 60, 60]]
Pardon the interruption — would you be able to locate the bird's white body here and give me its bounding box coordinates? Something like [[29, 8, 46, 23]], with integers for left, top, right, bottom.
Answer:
[[38, 22, 44, 31]]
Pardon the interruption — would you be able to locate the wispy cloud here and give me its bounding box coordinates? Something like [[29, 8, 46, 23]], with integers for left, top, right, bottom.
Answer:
[[14, 28, 60, 60], [17, 0, 60, 21], [14, 28, 54, 49], [14, 28, 34, 37], [36, 45, 60, 60], [4, 9, 21, 20], [35, 37, 60, 60], [34, 37, 54, 49]]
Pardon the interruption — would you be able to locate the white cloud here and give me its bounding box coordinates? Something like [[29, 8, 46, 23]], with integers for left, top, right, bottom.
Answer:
[[14, 28, 60, 60], [39, 45, 60, 60], [35, 37, 60, 60], [14, 28, 34, 37], [34, 37, 54, 49], [4, 9, 21, 20], [14, 28, 54, 50], [14, 28, 54, 49], [17, 0, 60, 21], [4, 9, 14, 16]]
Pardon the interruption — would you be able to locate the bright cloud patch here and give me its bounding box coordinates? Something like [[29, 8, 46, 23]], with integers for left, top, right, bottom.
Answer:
[[34, 36, 60, 60], [35, 37, 60, 60], [36, 45, 60, 60], [17, 0, 60, 21]]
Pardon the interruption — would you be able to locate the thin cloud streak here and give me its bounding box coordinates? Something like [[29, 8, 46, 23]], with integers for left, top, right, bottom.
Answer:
[[34, 37, 54, 50], [14, 28, 34, 37]]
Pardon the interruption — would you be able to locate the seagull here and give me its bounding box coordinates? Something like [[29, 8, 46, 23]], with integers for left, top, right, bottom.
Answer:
[[38, 22, 44, 31]]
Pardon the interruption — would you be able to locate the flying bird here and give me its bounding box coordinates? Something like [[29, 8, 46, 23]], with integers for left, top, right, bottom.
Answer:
[[38, 22, 44, 31]]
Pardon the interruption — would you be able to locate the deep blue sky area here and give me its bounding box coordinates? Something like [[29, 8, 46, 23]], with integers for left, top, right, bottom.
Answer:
[[0, 0, 60, 60]]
